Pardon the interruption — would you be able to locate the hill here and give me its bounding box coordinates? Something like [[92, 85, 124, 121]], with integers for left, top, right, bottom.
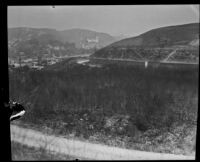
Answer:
[[8, 27, 76, 60], [8, 27, 118, 61], [92, 23, 199, 63], [108, 23, 199, 48]]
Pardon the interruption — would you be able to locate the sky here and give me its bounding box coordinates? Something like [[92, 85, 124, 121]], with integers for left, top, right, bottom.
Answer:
[[8, 5, 199, 37]]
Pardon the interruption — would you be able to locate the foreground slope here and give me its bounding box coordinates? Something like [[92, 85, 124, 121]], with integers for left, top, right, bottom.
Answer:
[[11, 125, 195, 160]]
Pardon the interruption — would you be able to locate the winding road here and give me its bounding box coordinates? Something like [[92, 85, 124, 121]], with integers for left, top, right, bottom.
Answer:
[[10, 125, 195, 160]]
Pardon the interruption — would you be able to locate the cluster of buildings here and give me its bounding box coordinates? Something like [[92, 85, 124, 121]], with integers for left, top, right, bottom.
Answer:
[[81, 37, 100, 49], [8, 55, 66, 70]]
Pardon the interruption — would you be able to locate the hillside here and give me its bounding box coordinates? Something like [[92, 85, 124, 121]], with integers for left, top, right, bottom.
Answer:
[[8, 27, 76, 60], [8, 27, 118, 62], [92, 23, 199, 63], [9, 62, 198, 156], [108, 23, 199, 48]]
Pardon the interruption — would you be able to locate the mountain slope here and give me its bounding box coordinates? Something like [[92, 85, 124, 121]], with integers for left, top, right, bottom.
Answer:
[[8, 27, 118, 60], [108, 23, 199, 48], [92, 23, 199, 63], [8, 27, 77, 59]]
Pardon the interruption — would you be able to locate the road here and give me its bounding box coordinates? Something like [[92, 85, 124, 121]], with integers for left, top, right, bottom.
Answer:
[[162, 49, 177, 62], [90, 57, 199, 65], [64, 54, 91, 58], [10, 125, 195, 160]]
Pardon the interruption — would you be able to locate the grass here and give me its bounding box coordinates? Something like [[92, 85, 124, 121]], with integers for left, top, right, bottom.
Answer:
[[11, 141, 82, 160], [9, 62, 198, 157]]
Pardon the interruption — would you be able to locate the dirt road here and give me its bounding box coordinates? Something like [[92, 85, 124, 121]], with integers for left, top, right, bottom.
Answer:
[[10, 125, 195, 160], [162, 49, 177, 62], [90, 57, 198, 65]]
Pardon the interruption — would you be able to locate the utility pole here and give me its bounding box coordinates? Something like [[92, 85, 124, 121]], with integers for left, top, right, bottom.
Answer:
[[19, 53, 22, 68], [37, 54, 42, 66]]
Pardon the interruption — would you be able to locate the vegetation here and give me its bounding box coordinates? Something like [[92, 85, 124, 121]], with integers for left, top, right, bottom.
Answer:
[[9, 60, 198, 155]]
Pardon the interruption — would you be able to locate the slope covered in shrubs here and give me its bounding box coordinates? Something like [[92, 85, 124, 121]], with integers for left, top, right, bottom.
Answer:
[[9, 61, 198, 155]]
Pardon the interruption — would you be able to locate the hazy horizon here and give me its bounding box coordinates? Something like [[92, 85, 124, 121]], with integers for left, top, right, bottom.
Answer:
[[8, 5, 199, 37]]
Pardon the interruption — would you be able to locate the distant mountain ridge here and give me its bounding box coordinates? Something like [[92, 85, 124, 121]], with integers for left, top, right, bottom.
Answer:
[[59, 28, 116, 48], [8, 27, 117, 49]]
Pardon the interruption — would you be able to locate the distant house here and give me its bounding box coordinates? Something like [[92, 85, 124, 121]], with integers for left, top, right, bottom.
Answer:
[[32, 65, 44, 70], [8, 58, 15, 65], [13, 63, 20, 68]]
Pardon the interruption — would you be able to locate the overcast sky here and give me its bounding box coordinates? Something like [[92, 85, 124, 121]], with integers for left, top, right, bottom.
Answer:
[[8, 5, 199, 37]]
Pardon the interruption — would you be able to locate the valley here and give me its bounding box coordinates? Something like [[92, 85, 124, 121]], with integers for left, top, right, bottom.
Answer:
[[8, 22, 199, 160]]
